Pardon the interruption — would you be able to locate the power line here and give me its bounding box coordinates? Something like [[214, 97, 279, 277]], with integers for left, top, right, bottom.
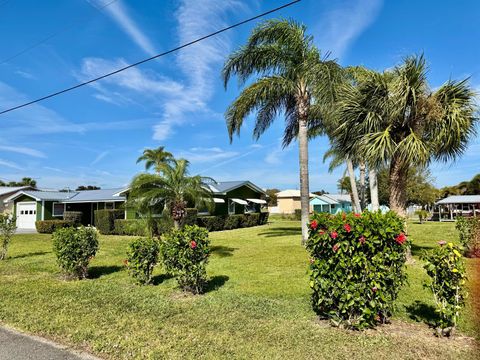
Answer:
[[0, 0, 120, 66], [0, 0, 301, 116]]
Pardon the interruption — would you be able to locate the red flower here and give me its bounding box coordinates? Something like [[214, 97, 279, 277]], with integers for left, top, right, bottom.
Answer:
[[354, 213, 361, 218], [190, 240, 197, 249], [359, 236, 366, 245], [330, 231, 338, 239], [343, 224, 351, 232], [332, 243, 340, 252], [372, 286, 378, 293], [395, 233, 407, 245], [319, 230, 325, 235], [310, 220, 318, 230]]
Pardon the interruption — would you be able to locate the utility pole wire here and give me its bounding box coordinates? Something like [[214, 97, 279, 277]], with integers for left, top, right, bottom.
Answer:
[[0, 0, 301, 116]]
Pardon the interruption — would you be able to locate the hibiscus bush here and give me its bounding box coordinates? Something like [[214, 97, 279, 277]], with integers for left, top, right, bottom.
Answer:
[[161, 225, 210, 294], [422, 242, 467, 337], [125, 237, 160, 285], [306, 211, 410, 329]]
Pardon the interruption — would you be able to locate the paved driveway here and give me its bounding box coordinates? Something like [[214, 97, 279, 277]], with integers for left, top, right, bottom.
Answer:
[[14, 229, 37, 235], [0, 327, 99, 360]]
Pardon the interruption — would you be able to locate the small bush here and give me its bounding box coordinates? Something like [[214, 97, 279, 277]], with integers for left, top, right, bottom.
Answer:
[[52, 226, 99, 279], [161, 225, 210, 294], [414, 209, 429, 223], [259, 212, 269, 225], [197, 215, 225, 231], [125, 237, 160, 285], [94, 209, 124, 235], [294, 209, 302, 221], [36, 220, 74, 234], [63, 211, 83, 225], [455, 217, 480, 257], [245, 213, 260, 227], [306, 211, 409, 329], [0, 214, 16, 260], [224, 214, 242, 230], [422, 242, 467, 336], [114, 219, 146, 236], [182, 208, 198, 227]]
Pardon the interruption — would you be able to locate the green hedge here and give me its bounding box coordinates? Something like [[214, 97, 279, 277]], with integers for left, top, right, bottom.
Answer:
[[224, 214, 242, 230], [94, 209, 124, 235], [294, 209, 302, 221], [63, 211, 83, 225], [197, 212, 269, 231], [259, 212, 269, 225], [197, 215, 225, 231], [36, 220, 74, 234], [114, 219, 147, 236]]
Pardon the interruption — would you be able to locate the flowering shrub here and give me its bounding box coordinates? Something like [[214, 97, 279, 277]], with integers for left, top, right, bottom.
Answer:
[[306, 211, 410, 329], [125, 237, 160, 285], [455, 217, 480, 257], [422, 242, 467, 336], [161, 225, 210, 294], [0, 214, 16, 260], [52, 226, 99, 279]]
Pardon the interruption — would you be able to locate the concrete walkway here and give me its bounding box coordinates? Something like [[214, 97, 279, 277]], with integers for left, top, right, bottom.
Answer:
[[0, 326, 100, 360], [14, 229, 37, 235]]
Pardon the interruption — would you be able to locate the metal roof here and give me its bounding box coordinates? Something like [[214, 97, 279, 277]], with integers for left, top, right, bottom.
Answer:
[[311, 195, 339, 205], [0, 186, 32, 196], [324, 194, 352, 203], [21, 190, 75, 201], [62, 188, 126, 203], [276, 189, 316, 198], [208, 181, 265, 195], [436, 195, 480, 205]]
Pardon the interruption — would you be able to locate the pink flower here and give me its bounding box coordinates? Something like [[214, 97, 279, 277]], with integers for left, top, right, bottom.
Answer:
[[344, 224, 351, 232], [310, 220, 318, 230], [395, 233, 407, 245], [372, 286, 378, 293], [359, 236, 366, 245], [309, 258, 315, 264], [332, 243, 340, 252], [330, 231, 338, 239], [354, 213, 361, 218], [190, 240, 197, 249], [438, 240, 446, 246]]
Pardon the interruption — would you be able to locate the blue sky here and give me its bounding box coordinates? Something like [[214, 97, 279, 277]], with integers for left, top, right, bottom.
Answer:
[[0, 0, 479, 192]]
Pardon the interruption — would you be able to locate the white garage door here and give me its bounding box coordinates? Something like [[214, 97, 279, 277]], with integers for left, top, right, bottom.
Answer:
[[16, 202, 37, 229]]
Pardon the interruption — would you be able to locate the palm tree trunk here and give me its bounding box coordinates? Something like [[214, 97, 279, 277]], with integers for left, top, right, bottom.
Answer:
[[389, 155, 408, 217], [359, 162, 366, 210], [347, 159, 361, 213], [298, 102, 310, 245], [369, 167, 379, 211]]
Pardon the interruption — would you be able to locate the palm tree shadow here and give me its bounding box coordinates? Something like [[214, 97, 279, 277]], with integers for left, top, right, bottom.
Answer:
[[203, 275, 229, 293], [88, 265, 123, 279], [152, 273, 173, 285], [211, 245, 237, 257], [258, 227, 301, 238], [10, 251, 49, 259], [410, 243, 435, 257], [405, 300, 438, 327]]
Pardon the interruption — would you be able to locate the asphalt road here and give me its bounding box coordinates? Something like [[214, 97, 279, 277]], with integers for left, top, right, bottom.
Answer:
[[0, 327, 99, 360]]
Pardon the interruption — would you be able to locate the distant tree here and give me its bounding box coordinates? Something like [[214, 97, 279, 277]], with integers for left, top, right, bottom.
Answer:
[[0, 178, 36, 187], [265, 188, 280, 206], [313, 190, 328, 196], [76, 185, 101, 191], [439, 174, 480, 197], [137, 146, 174, 175]]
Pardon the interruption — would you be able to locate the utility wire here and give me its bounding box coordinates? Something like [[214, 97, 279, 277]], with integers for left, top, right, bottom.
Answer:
[[0, 0, 119, 66], [0, 0, 301, 116]]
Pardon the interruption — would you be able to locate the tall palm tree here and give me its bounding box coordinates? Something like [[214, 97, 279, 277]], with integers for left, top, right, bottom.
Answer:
[[335, 55, 478, 215], [222, 19, 342, 243], [137, 146, 174, 175], [129, 159, 213, 229]]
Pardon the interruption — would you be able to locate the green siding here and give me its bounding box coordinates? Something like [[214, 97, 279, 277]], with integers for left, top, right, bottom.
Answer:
[[43, 201, 55, 220]]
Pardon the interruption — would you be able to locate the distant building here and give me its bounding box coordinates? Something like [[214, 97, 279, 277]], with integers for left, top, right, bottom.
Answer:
[[310, 194, 353, 214], [433, 195, 480, 221], [274, 190, 316, 214]]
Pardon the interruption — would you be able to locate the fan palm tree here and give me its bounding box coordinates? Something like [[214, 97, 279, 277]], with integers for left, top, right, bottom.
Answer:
[[129, 159, 213, 229], [222, 19, 342, 243], [334, 55, 478, 215], [137, 146, 174, 175]]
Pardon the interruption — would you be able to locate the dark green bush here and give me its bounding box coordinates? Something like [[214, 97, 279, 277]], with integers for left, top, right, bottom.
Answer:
[[259, 212, 269, 225], [455, 217, 480, 257], [224, 214, 242, 229], [306, 211, 409, 329], [125, 237, 159, 285], [52, 226, 99, 279], [197, 215, 225, 231], [422, 242, 467, 336], [36, 220, 74, 234], [63, 211, 83, 225], [114, 219, 146, 236], [245, 213, 260, 227], [94, 209, 124, 234], [294, 209, 302, 221], [161, 225, 210, 294]]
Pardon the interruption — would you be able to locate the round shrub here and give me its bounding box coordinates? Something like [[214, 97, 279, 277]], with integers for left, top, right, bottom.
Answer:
[[161, 225, 210, 294], [422, 242, 467, 337], [125, 237, 160, 285], [52, 226, 99, 279], [306, 211, 410, 329]]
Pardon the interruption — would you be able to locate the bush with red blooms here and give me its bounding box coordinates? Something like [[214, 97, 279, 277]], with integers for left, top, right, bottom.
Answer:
[[306, 211, 410, 329], [161, 225, 210, 294]]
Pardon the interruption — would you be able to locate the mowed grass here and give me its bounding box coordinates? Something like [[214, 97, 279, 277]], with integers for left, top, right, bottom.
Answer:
[[0, 218, 478, 359]]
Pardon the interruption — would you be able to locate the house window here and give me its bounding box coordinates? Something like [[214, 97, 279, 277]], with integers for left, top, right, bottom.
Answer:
[[245, 202, 257, 213], [228, 200, 235, 215], [105, 202, 114, 210], [52, 203, 65, 217]]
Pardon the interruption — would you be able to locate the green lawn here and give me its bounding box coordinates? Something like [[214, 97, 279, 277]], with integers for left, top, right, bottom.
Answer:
[[0, 218, 478, 359]]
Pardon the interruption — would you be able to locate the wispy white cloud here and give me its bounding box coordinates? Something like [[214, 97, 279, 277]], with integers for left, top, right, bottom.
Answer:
[[314, 0, 382, 59], [0, 159, 23, 170], [15, 70, 36, 80], [0, 145, 46, 158], [91, 0, 157, 56], [43, 166, 65, 173], [91, 150, 110, 165], [177, 147, 239, 163]]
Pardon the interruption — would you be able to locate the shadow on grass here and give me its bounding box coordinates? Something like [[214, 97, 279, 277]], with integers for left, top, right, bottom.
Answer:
[[10, 251, 49, 259], [211, 245, 237, 257], [258, 226, 301, 238], [411, 243, 435, 257], [152, 273, 173, 285], [88, 265, 123, 279], [405, 300, 438, 327], [204, 275, 229, 293]]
